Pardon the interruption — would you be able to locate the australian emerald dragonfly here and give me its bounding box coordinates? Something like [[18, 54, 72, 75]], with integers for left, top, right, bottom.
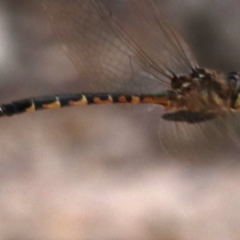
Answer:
[[2, 0, 240, 160]]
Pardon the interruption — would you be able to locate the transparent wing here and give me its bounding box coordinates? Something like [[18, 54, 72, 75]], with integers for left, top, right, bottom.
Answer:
[[42, 0, 198, 93], [159, 111, 240, 162], [43, 0, 240, 162]]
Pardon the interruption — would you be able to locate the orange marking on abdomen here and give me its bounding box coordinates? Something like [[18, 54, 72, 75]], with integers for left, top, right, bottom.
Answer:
[[69, 95, 88, 106], [43, 100, 61, 109], [93, 95, 113, 104], [25, 102, 35, 112], [142, 96, 171, 107], [131, 96, 140, 104], [118, 96, 128, 103]]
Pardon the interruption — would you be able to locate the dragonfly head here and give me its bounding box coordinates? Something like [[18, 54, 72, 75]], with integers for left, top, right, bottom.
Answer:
[[227, 71, 240, 109]]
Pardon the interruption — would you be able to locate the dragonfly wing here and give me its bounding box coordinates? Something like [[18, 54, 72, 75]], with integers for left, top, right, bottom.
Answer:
[[43, 0, 198, 93]]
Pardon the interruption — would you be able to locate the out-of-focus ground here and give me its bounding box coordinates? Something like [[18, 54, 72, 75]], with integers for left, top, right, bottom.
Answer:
[[0, 0, 240, 239]]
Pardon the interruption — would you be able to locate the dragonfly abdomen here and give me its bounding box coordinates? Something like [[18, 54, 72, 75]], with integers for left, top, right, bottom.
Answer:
[[0, 92, 172, 117]]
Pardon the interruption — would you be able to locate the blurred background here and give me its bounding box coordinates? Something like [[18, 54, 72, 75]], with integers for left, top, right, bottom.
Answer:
[[0, 0, 240, 239]]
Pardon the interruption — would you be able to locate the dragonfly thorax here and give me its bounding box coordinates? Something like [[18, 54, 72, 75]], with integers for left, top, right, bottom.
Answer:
[[171, 68, 234, 114]]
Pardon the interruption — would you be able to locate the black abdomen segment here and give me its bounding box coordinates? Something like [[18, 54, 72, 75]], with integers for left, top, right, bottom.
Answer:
[[0, 92, 173, 117]]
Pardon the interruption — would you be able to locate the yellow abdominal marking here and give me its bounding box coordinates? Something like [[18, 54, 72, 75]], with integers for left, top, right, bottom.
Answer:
[[93, 95, 113, 104], [142, 97, 174, 109], [142, 97, 155, 103], [118, 96, 128, 103], [69, 95, 88, 106], [131, 96, 140, 104], [43, 99, 61, 109], [25, 102, 36, 112], [142, 97, 162, 103]]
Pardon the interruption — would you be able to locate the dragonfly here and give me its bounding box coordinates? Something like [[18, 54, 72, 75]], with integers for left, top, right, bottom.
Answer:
[[2, 0, 240, 160]]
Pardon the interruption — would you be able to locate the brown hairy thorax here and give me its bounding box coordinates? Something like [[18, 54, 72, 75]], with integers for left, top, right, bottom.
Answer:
[[170, 68, 234, 114]]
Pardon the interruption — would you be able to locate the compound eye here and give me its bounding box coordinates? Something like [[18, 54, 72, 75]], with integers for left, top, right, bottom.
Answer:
[[227, 71, 239, 80], [183, 82, 190, 87]]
